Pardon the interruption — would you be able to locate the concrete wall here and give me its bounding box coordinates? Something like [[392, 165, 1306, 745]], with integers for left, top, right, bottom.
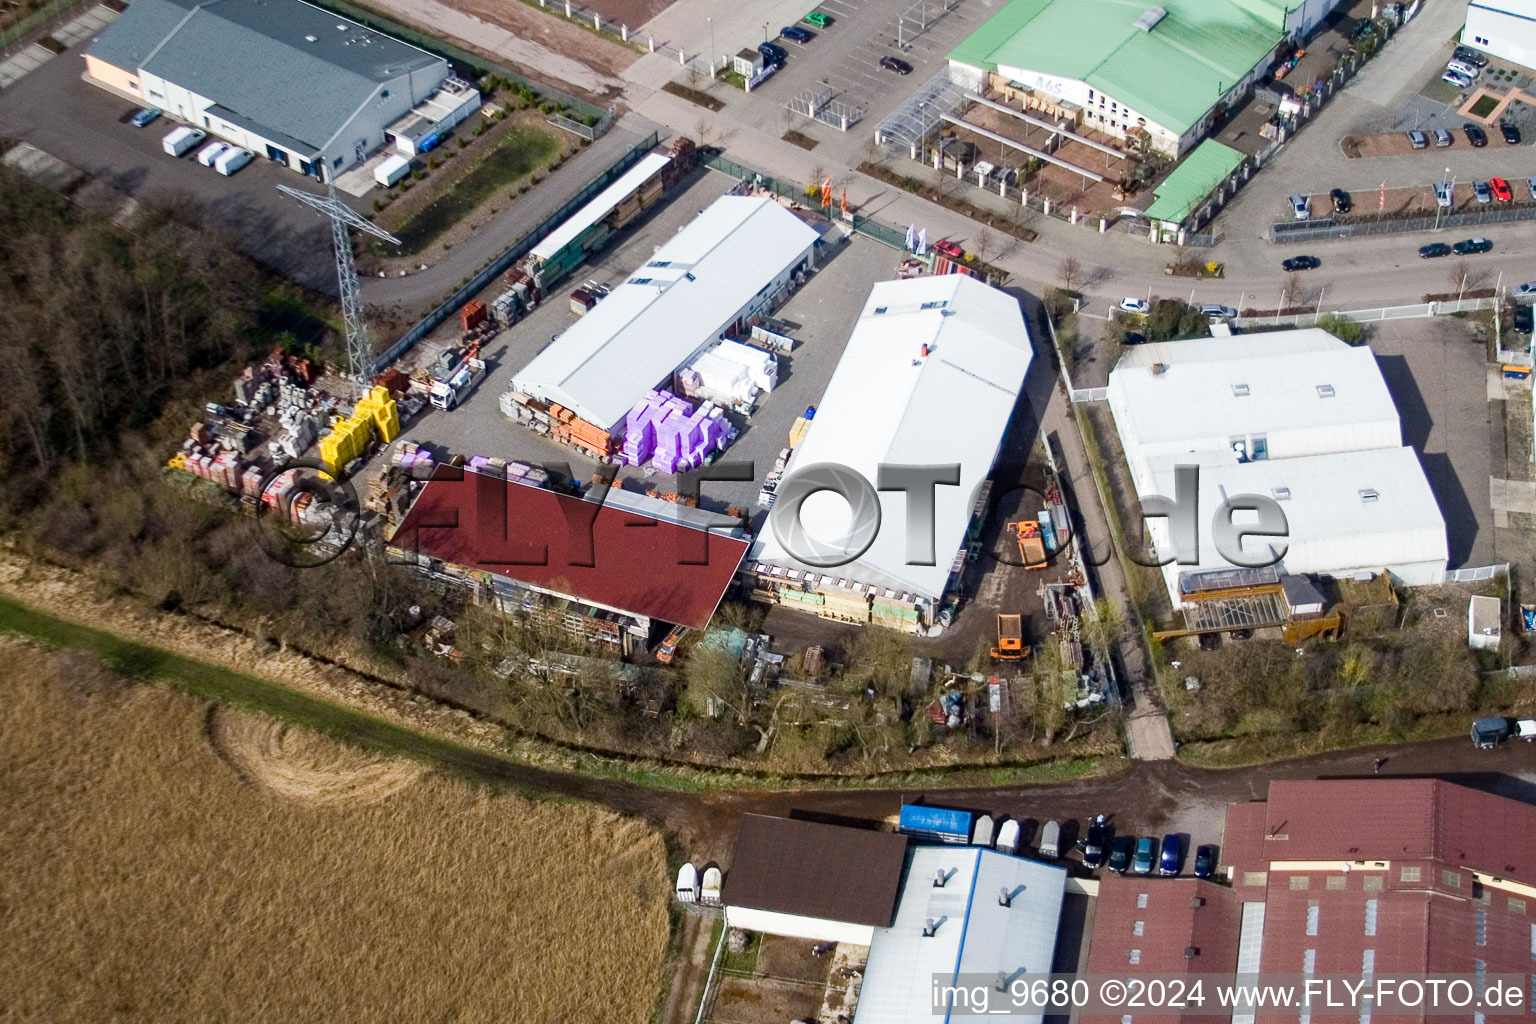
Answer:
[[83, 55, 141, 98]]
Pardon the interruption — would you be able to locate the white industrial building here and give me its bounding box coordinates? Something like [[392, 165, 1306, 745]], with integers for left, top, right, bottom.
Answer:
[[747, 274, 1033, 631], [510, 195, 821, 434], [1462, 0, 1536, 71], [1106, 329, 1448, 606], [855, 846, 1067, 1024], [84, 0, 457, 178]]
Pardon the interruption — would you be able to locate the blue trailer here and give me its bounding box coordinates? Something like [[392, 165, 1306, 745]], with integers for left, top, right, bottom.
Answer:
[[899, 804, 973, 844]]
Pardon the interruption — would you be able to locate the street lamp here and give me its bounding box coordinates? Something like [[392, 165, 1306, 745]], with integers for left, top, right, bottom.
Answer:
[[764, 21, 769, 42], [707, 16, 716, 74]]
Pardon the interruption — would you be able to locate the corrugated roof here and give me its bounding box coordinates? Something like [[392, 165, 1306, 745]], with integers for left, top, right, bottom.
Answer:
[[749, 275, 1032, 603], [859, 846, 1067, 1024], [1081, 877, 1241, 1024], [389, 466, 748, 629], [721, 815, 909, 927], [88, 0, 443, 153], [949, 0, 1286, 134], [529, 152, 672, 262], [512, 196, 819, 431], [1144, 139, 1246, 224]]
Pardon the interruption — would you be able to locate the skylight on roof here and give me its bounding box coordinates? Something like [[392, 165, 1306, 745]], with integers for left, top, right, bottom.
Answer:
[[1359, 489, 1380, 503], [1317, 384, 1336, 398], [1232, 383, 1251, 397], [1272, 487, 1291, 501]]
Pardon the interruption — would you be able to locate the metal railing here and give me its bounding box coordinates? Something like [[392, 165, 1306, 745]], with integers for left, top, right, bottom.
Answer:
[[698, 149, 911, 252], [1236, 297, 1497, 330], [1271, 202, 1536, 243], [1442, 563, 1508, 584], [367, 130, 659, 374]]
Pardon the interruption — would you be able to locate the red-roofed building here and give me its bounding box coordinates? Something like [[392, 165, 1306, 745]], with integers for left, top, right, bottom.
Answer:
[[1083, 877, 1241, 1024], [1084, 780, 1536, 1024], [389, 465, 749, 651]]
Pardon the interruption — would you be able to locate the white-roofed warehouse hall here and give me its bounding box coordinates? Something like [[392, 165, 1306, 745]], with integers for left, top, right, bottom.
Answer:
[[1105, 328, 1448, 608], [505, 194, 822, 455], [747, 274, 1034, 633]]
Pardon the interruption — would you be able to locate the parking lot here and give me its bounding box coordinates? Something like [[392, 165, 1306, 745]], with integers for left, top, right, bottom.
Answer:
[[701, 0, 990, 166], [0, 33, 338, 292]]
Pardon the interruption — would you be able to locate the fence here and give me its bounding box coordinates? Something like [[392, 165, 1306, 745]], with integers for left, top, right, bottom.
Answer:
[[547, 113, 603, 141], [1442, 563, 1508, 584], [1236, 297, 1497, 331], [1271, 202, 1536, 244], [697, 149, 912, 253], [367, 130, 659, 374], [306, 0, 607, 125]]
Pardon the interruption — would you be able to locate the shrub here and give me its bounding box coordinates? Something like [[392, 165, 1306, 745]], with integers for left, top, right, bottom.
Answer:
[[371, 198, 383, 212], [427, 156, 439, 169], [1316, 312, 1364, 345], [538, 101, 553, 114], [458, 136, 469, 149], [411, 169, 425, 181]]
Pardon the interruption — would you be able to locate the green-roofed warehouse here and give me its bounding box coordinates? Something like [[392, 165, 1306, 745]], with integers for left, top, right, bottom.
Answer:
[[1144, 139, 1246, 234], [948, 0, 1344, 158]]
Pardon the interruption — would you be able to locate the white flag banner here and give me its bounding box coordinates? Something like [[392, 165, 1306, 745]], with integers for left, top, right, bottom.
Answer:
[[904, 224, 915, 251], [916, 228, 927, 256]]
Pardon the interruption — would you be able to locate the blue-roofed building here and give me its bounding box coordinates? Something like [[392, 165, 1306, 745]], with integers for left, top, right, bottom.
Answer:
[[84, 0, 457, 178], [855, 846, 1068, 1024]]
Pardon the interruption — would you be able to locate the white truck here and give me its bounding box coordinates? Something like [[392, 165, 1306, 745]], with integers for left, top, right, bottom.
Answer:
[[430, 357, 486, 411], [214, 147, 253, 176], [163, 126, 206, 157]]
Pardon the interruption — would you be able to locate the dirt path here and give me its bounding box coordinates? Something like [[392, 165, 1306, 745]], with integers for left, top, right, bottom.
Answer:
[[364, 0, 638, 102]]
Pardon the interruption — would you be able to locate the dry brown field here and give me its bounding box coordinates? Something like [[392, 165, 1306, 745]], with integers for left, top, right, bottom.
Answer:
[[0, 640, 670, 1023]]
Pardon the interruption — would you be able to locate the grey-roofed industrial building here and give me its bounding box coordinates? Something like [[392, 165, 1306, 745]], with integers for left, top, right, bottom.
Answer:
[[855, 846, 1067, 1024], [84, 0, 455, 178]]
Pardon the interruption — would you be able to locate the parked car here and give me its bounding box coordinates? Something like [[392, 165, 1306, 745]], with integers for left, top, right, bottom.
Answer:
[[1132, 837, 1155, 875], [1454, 45, 1489, 67], [1082, 815, 1107, 869], [1329, 187, 1352, 213], [1159, 835, 1181, 876], [1518, 719, 1536, 740], [1465, 123, 1489, 146], [1474, 179, 1493, 203], [1119, 296, 1150, 314], [196, 141, 231, 167], [1515, 305, 1534, 334], [1419, 242, 1452, 258], [1108, 836, 1133, 874], [758, 41, 787, 65], [1194, 844, 1216, 879], [1407, 129, 1429, 149], [780, 24, 812, 43], [880, 55, 912, 74], [1491, 177, 1513, 202], [1454, 236, 1494, 254], [1123, 331, 1147, 346], [1197, 632, 1220, 651], [1527, 177, 1536, 200], [1200, 303, 1238, 321], [1282, 255, 1320, 271], [1434, 127, 1454, 147], [1442, 69, 1474, 89], [1471, 716, 1511, 748], [131, 106, 162, 127], [1289, 192, 1311, 219], [803, 10, 831, 26], [933, 238, 963, 259], [1435, 180, 1454, 207], [1514, 281, 1536, 298], [1447, 58, 1482, 79], [1502, 122, 1522, 144]]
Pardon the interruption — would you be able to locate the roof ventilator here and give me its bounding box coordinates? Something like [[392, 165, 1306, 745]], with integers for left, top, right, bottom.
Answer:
[[1133, 6, 1167, 31]]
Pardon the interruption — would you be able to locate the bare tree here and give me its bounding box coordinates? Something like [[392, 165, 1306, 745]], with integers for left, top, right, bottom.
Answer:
[[780, 104, 798, 139], [973, 225, 997, 266], [1058, 255, 1082, 293], [694, 116, 712, 149], [1280, 276, 1302, 312], [1448, 259, 1470, 294]]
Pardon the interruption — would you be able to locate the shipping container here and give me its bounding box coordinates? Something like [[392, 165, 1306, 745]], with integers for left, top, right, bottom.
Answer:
[[375, 154, 411, 188], [898, 804, 973, 843]]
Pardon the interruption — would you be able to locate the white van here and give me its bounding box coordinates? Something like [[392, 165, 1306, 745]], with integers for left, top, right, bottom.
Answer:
[[162, 126, 206, 157], [214, 147, 252, 176], [196, 141, 231, 167]]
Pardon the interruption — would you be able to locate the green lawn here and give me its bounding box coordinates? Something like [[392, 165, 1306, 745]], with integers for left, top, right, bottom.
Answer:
[[385, 124, 562, 255]]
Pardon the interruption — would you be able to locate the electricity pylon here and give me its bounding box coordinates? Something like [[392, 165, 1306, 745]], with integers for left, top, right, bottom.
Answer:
[[277, 183, 401, 398]]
